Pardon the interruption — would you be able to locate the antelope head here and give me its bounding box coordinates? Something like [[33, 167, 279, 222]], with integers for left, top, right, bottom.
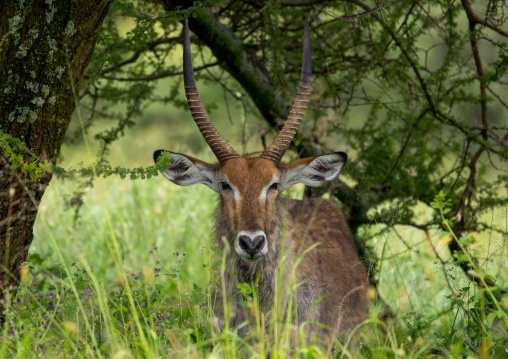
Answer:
[[154, 18, 347, 263]]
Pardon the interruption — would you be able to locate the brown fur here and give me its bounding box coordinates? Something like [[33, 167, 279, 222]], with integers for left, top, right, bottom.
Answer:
[[211, 157, 368, 344]]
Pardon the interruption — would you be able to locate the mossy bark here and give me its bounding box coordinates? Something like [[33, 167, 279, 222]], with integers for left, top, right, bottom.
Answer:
[[0, 0, 111, 318]]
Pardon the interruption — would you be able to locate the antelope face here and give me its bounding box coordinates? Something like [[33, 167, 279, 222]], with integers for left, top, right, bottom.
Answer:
[[154, 151, 347, 262], [220, 158, 279, 261], [155, 16, 347, 262]]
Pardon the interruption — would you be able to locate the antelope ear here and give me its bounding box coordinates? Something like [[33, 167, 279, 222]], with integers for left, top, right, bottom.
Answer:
[[278, 152, 347, 190], [153, 150, 221, 192]]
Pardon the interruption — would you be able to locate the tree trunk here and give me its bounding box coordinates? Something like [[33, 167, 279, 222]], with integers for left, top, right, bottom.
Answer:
[[0, 0, 111, 318]]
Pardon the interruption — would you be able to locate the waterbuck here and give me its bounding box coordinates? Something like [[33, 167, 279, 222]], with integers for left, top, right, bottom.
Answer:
[[154, 18, 368, 343]]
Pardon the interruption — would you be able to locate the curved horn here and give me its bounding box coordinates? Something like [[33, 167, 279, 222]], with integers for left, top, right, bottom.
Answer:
[[259, 15, 312, 163], [183, 19, 240, 164]]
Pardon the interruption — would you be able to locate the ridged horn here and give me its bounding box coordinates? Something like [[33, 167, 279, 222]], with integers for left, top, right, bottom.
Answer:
[[183, 19, 240, 164], [259, 15, 312, 163]]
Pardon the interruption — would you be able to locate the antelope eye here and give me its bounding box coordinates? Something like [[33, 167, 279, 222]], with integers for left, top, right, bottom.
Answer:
[[221, 182, 231, 191], [269, 183, 279, 191]]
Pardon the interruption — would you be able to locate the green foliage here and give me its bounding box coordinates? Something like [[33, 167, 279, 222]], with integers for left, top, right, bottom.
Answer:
[[52, 151, 172, 181], [429, 191, 508, 354], [0, 127, 51, 180], [0, 126, 172, 181], [236, 282, 253, 301], [2, 0, 508, 357], [0, 178, 505, 357], [62, 0, 507, 246]]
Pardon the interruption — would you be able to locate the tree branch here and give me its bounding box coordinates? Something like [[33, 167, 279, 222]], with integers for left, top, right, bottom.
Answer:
[[461, 0, 508, 38], [101, 62, 219, 82], [319, 2, 394, 22], [345, 0, 508, 160], [462, 0, 489, 142], [97, 36, 180, 76], [281, 0, 329, 6], [381, 109, 429, 185]]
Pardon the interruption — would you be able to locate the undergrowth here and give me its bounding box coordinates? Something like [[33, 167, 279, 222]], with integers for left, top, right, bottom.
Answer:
[[1, 177, 507, 358]]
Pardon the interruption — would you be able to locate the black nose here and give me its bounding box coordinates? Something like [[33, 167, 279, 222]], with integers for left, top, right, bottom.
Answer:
[[238, 235, 266, 257]]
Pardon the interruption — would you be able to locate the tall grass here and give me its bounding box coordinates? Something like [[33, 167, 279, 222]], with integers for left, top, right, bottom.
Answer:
[[3, 88, 508, 356], [0, 172, 506, 357]]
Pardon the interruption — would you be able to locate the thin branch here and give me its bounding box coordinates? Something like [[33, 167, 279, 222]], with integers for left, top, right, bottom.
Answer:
[[382, 109, 429, 185], [101, 62, 219, 82], [97, 37, 180, 76], [365, 218, 430, 232], [486, 84, 508, 110], [461, 0, 508, 38], [462, 0, 489, 142], [345, 0, 508, 160], [281, 0, 328, 6], [319, 1, 394, 22], [453, 148, 484, 237], [440, 0, 458, 22]]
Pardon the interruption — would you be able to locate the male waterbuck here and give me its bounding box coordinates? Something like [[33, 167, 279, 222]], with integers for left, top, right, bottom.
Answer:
[[154, 18, 368, 343]]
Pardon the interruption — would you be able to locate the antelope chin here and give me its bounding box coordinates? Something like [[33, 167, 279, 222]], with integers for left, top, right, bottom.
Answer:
[[236, 251, 263, 262], [240, 257, 262, 263]]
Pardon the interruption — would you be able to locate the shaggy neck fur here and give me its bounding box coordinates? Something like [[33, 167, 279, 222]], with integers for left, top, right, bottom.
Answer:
[[213, 195, 290, 313]]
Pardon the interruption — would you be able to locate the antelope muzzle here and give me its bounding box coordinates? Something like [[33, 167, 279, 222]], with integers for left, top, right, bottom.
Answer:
[[236, 230, 268, 261]]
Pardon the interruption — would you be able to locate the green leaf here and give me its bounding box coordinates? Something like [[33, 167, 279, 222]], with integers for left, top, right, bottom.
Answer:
[[455, 255, 469, 265], [487, 312, 497, 327], [478, 341, 495, 355], [311, 294, 326, 309], [236, 300, 250, 308]]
